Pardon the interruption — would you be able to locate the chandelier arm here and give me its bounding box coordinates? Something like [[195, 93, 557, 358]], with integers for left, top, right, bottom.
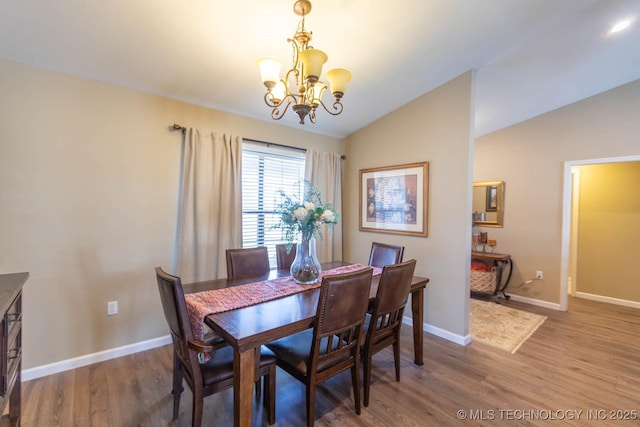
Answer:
[[283, 68, 301, 96], [288, 38, 302, 73], [264, 92, 279, 108], [271, 97, 294, 120], [287, 37, 305, 91], [315, 99, 344, 116]]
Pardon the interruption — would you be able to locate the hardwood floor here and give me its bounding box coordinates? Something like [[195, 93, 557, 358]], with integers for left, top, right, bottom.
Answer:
[[18, 297, 640, 426]]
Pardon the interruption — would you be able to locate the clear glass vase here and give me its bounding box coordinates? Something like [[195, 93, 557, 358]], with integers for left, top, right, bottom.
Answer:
[[290, 236, 322, 284]]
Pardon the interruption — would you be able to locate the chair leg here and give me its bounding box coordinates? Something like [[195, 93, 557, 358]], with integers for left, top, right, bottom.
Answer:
[[393, 333, 401, 381], [255, 348, 262, 397], [264, 365, 276, 425], [306, 383, 316, 427], [352, 358, 362, 415], [192, 388, 204, 427], [363, 352, 372, 407], [172, 353, 183, 420]]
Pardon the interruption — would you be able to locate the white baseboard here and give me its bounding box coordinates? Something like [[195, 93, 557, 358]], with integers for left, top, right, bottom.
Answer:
[[22, 335, 172, 382], [402, 316, 471, 347], [575, 292, 640, 309], [507, 294, 562, 310]]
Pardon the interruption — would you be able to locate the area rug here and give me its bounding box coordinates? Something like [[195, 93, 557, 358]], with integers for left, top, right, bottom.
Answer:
[[469, 299, 547, 353]]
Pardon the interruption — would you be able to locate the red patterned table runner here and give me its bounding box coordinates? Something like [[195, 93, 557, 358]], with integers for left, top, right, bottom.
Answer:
[[185, 263, 381, 341]]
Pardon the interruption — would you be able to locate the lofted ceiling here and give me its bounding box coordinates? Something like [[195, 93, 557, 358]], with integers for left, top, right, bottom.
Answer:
[[1, 0, 638, 138]]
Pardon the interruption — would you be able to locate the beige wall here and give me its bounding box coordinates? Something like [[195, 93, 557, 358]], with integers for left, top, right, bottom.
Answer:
[[0, 59, 344, 369], [575, 162, 640, 302], [5, 51, 638, 371], [475, 78, 640, 305], [343, 71, 475, 337]]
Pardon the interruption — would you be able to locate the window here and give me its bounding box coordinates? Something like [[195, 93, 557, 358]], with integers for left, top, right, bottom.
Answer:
[[242, 141, 305, 266]]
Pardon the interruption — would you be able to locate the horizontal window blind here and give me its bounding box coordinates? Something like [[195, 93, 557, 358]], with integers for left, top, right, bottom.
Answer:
[[242, 142, 305, 266]]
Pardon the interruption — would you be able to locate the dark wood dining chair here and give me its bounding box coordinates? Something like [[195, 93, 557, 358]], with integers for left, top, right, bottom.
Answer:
[[266, 268, 373, 427], [361, 259, 416, 407], [275, 243, 297, 271], [368, 241, 405, 268], [155, 267, 276, 426], [225, 246, 271, 278]]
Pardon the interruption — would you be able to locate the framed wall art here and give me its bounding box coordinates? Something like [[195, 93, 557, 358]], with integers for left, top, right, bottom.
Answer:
[[485, 184, 498, 212], [359, 162, 429, 237]]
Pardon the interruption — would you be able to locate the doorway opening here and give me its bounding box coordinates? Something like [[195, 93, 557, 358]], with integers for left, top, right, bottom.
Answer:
[[560, 155, 640, 311]]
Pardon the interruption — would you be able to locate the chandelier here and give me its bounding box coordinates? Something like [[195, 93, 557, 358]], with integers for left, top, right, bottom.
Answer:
[[258, 0, 351, 125]]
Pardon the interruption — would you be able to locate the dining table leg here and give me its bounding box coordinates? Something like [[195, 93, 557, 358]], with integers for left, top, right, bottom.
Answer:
[[233, 347, 255, 427], [410, 288, 424, 365]]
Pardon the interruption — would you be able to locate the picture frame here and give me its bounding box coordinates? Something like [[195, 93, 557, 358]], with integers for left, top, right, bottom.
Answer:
[[359, 162, 429, 237], [486, 185, 498, 212]]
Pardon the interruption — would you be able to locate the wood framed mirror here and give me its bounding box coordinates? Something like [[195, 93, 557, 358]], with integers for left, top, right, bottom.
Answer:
[[472, 181, 504, 227]]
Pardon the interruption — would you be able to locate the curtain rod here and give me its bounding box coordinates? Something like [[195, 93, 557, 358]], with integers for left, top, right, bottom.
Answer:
[[170, 123, 186, 134], [170, 125, 345, 159], [243, 138, 348, 160], [243, 137, 307, 153]]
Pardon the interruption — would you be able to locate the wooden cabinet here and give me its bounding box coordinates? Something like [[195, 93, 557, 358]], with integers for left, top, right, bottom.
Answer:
[[0, 273, 28, 427]]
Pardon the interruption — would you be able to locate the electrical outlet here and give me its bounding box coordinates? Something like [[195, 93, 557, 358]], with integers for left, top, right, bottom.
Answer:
[[107, 301, 118, 316], [536, 271, 543, 280]]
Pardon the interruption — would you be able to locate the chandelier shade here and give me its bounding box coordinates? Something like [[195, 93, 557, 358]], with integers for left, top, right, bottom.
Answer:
[[257, 58, 282, 89], [258, 0, 350, 125], [298, 48, 327, 82], [326, 68, 352, 98]]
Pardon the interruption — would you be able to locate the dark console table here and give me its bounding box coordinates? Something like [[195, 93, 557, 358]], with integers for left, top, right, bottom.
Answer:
[[471, 252, 512, 302], [0, 272, 28, 427]]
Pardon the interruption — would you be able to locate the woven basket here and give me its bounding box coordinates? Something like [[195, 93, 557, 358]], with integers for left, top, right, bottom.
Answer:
[[470, 268, 497, 293]]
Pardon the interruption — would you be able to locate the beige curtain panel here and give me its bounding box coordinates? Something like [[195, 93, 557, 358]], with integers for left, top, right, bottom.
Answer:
[[305, 149, 343, 263], [176, 129, 242, 282]]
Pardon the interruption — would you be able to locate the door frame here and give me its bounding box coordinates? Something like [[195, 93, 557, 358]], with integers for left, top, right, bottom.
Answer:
[[560, 154, 640, 311]]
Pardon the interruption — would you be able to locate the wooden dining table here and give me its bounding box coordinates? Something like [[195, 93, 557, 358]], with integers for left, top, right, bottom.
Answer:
[[184, 261, 429, 427]]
